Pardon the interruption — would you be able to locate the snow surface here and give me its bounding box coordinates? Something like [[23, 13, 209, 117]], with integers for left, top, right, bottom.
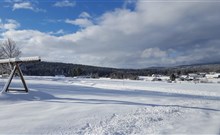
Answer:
[[0, 76, 220, 134]]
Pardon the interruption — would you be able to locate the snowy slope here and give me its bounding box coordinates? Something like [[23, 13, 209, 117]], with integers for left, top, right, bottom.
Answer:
[[0, 76, 220, 134]]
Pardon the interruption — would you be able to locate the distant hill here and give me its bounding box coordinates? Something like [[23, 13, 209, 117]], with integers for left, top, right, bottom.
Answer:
[[21, 61, 220, 79], [177, 61, 220, 67]]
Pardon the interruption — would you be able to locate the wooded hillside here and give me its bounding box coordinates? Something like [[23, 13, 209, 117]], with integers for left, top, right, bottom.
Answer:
[[20, 61, 220, 79]]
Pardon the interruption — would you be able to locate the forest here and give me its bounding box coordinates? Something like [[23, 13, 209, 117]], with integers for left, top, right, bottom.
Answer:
[[21, 61, 220, 80]]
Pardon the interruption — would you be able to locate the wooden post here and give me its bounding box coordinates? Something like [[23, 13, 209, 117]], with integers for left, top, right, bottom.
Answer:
[[4, 63, 28, 93], [16, 63, 28, 92], [4, 65, 17, 92]]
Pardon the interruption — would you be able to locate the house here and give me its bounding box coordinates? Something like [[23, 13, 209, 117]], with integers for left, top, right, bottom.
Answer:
[[198, 73, 206, 77], [152, 74, 162, 77], [187, 73, 199, 80], [179, 75, 188, 81], [206, 73, 220, 79]]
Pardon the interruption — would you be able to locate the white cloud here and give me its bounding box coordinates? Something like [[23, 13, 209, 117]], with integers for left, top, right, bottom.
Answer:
[[1, 1, 220, 68], [48, 29, 65, 35], [8, 1, 46, 12], [65, 12, 93, 28], [65, 18, 93, 28], [79, 12, 91, 18], [0, 19, 20, 30], [54, 29, 65, 35], [53, 0, 76, 7], [13, 2, 33, 10], [1, 29, 75, 61]]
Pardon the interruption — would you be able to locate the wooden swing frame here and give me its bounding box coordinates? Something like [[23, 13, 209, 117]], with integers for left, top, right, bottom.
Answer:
[[3, 63, 28, 92], [0, 56, 41, 93]]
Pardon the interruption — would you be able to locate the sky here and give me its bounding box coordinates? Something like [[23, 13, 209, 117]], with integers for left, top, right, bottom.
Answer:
[[0, 0, 220, 69]]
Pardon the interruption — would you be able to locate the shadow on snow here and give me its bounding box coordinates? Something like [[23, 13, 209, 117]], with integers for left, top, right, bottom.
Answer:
[[0, 83, 219, 112]]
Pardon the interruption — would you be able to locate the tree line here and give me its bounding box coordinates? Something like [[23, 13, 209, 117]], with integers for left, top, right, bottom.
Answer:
[[21, 61, 220, 80]]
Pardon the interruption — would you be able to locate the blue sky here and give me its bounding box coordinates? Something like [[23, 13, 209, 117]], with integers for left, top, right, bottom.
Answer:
[[1, 0, 220, 68], [0, 0, 127, 33]]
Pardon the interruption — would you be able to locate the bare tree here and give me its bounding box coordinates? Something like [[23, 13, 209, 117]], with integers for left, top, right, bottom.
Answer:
[[0, 38, 21, 74], [0, 38, 21, 59]]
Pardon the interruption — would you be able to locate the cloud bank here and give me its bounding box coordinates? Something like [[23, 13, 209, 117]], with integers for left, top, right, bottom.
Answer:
[[1, 1, 220, 68]]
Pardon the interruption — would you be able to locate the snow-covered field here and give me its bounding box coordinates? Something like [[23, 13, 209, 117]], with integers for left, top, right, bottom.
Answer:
[[0, 76, 220, 134]]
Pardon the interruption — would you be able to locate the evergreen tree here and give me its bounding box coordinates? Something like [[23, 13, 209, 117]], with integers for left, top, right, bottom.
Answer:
[[170, 74, 176, 81]]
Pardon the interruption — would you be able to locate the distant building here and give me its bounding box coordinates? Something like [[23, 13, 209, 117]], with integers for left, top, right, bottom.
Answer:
[[199, 73, 206, 77], [188, 73, 199, 80], [188, 73, 198, 77], [179, 75, 188, 81], [152, 74, 162, 77], [187, 73, 207, 80], [206, 73, 220, 79]]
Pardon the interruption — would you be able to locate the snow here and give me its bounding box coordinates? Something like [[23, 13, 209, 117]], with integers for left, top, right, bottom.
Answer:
[[0, 76, 220, 134]]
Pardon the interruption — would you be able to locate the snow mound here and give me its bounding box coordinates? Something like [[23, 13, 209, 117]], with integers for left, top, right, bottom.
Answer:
[[78, 106, 183, 135]]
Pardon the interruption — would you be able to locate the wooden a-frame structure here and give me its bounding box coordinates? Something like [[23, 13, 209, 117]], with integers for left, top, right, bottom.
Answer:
[[3, 63, 28, 92], [0, 56, 41, 93]]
